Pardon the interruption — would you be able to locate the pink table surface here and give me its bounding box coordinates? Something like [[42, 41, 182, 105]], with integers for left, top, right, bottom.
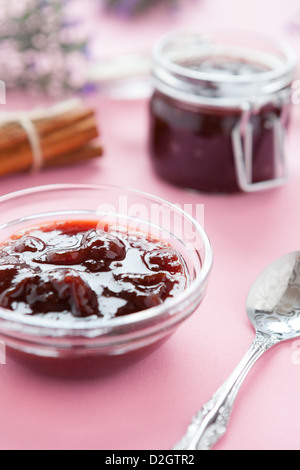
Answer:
[[1, 0, 300, 451]]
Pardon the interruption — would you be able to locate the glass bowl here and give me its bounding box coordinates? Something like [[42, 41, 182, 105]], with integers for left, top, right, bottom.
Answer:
[[0, 184, 213, 364]]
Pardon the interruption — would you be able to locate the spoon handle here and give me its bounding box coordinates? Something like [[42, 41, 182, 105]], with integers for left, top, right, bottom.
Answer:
[[173, 332, 279, 450]]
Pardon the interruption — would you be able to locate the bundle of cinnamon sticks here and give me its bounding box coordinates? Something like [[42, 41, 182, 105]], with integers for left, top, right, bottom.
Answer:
[[0, 100, 103, 177]]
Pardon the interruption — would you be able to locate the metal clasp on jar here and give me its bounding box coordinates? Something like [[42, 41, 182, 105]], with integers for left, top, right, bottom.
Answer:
[[232, 92, 291, 192]]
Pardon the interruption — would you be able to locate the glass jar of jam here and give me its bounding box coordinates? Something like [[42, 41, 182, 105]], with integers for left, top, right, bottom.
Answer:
[[149, 31, 297, 193]]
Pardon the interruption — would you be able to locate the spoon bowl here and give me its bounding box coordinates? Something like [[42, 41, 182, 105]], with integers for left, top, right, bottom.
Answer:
[[174, 252, 300, 450], [247, 252, 300, 340]]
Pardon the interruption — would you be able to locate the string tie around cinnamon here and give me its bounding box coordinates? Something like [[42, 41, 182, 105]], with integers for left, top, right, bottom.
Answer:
[[0, 99, 103, 177]]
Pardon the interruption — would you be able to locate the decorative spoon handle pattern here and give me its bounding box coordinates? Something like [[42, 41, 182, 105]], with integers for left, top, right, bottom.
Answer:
[[173, 332, 279, 450]]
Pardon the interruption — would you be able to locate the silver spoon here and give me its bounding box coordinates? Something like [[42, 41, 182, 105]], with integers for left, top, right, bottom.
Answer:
[[174, 252, 300, 450]]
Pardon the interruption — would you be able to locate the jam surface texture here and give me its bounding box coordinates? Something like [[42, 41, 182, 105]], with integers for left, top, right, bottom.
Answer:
[[0, 221, 188, 320]]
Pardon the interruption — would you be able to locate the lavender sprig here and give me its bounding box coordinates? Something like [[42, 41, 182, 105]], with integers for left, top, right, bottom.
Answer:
[[103, 0, 179, 16], [0, 0, 90, 95]]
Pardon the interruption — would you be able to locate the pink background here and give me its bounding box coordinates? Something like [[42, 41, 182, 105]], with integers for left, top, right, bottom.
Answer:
[[1, 0, 300, 450]]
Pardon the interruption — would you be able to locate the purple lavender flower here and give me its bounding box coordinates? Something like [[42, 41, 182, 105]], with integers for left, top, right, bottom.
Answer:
[[103, 0, 179, 16], [0, 0, 90, 96]]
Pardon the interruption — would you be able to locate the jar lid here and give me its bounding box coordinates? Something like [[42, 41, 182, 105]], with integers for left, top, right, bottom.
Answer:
[[152, 30, 298, 108]]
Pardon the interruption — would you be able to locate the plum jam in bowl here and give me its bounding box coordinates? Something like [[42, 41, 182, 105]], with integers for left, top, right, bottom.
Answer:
[[0, 184, 212, 363]]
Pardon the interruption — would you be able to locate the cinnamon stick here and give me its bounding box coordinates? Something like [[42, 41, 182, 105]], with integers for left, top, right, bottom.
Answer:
[[0, 108, 95, 151], [0, 116, 99, 176], [0, 102, 103, 177], [45, 143, 103, 168]]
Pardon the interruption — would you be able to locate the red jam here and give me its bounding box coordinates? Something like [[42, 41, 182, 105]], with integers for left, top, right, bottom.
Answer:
[[149, 57, 287, 193], [0, 221, 188, 320]]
